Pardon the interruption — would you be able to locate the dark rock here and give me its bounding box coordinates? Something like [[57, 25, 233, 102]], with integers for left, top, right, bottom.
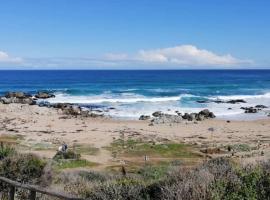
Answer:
[[212, 99, 246, 104], [228, 107, 232, 110], [35, 91, 55, 99], [151, 114, 182, 124], [226, 99, 246, 104], [5, 91, 31, 99], [197, 100, 210, 103], [255, 105, 268, 109], [188, 113, 196, 121], [152, 111, 163, 117], [196, 114, 204, 121], [198, 109, 215, 118], [241, 107, 258, 113], [139, 115, 150, 120], [182, 113, 190, 120]]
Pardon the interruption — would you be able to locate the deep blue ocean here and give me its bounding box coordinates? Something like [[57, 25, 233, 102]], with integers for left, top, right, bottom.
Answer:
[[0, 70, 270, 119]]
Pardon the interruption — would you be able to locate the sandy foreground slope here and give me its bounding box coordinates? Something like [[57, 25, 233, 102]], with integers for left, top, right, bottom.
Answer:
[[0, 103, 270, 169]]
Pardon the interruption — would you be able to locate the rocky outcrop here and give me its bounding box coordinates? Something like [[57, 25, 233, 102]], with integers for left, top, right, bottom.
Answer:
[[35, 91, 55, 99], [5, 91, 32, 99], [0, 91, 35, 105], [52, 103, 103, 118], [150, 109, 215, 124], [182, 109, 215, 121], [151, 114, 182, 124]]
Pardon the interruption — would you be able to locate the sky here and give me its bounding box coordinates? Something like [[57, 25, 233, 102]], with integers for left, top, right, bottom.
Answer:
[[0, 0, 269, 69]]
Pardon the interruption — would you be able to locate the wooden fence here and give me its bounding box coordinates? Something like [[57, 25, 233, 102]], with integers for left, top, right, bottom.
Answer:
[[0, 176, 84, 200]]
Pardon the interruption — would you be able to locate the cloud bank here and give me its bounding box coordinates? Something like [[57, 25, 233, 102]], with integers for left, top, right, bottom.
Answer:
[[0, 45, 252, 69], [139, 45, 250, 66], [0, 51, 23, 64]]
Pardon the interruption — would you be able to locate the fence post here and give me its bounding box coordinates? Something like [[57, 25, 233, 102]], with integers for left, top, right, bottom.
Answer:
[[29, 190, 36, 200], [9, 186, 15, 200]]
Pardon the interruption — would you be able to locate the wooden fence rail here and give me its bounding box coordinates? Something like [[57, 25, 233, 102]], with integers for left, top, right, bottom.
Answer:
[[0, 176, 84, 200]]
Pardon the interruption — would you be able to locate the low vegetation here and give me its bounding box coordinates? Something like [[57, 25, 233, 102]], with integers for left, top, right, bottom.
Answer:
[[55, 159, 98, 170], [0, 142, 270, 200], [109, 138, 200, 158]]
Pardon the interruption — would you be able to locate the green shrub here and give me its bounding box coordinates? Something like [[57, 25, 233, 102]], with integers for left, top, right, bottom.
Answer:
[[138, 164, 169, 181], [53, 150, 81, 160], [0, 142, 15, 160], [0, 153, 46, 198], [0, 153, 46, 183], [86, 178, 147, 200]]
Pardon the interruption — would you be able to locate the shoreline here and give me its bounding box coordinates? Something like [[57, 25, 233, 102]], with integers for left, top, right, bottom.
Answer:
[[1, 102, 270, 170]]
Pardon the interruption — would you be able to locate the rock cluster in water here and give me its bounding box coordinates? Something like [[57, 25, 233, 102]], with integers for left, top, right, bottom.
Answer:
[[240, 105, 268, 113], [197, 99, 247, 104]]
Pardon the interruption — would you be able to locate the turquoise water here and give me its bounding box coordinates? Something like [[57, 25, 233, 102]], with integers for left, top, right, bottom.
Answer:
[[0, 70, 270, 119]]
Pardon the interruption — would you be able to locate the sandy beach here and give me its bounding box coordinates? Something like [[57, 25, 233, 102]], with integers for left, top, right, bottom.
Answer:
[[1, 103, 269, 170]]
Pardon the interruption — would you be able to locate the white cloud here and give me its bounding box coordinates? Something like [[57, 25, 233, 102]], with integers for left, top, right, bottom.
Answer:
[[0, 51, 23, 64], [118, 45, 252, 67], [0, 45, 253, 69]]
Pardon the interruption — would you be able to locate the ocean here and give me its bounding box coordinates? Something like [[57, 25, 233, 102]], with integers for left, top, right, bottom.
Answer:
[[0, 70, 270, 120]]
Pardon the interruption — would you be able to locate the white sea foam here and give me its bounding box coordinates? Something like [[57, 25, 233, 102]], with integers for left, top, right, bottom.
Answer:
[[210, 92, 270, 101], [46, 93, 192, 104], [45, 92, 270, 120]]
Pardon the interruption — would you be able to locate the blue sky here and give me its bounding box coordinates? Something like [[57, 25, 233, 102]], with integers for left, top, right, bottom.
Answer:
[[0, 0, 269, 69]]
